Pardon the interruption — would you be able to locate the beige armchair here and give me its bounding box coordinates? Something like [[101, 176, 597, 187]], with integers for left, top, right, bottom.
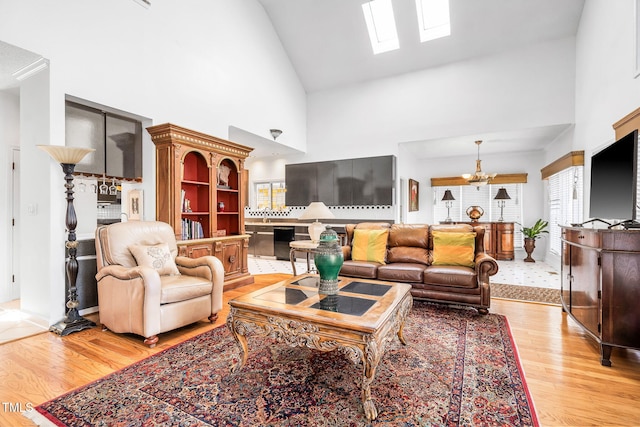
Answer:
[[95, 221, 224, 347]]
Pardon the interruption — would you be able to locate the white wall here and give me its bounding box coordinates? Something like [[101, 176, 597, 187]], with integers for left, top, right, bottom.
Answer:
[[306, 37, 576, 163], [575, 0, 640, 217], [0, 0, 307, 322]]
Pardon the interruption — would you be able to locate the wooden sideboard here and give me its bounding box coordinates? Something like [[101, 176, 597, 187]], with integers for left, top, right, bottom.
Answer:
[[453, 221, 514, 260], [560, 226, 640, 366]]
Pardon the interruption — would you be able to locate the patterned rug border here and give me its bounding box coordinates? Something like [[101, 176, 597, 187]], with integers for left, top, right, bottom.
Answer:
[[491, 283, 562, 306], [25, 302, 540, 427]]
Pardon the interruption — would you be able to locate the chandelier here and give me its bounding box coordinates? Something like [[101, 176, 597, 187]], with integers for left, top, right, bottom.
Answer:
[[462, 140, 496, 189]]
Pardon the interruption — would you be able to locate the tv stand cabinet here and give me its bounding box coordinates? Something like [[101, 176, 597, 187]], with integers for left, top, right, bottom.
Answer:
[[560, 226, 640, 366]]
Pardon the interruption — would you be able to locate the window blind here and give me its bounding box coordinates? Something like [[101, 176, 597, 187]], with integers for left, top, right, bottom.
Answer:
[[548, 166, 583, 255]]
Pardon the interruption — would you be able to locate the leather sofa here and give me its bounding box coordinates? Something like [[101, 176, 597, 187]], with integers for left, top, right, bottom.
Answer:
[[340, 222, 499, 314], [95, 221, 225, 347]]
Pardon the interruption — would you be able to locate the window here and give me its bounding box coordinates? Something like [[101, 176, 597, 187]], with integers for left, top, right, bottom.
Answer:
[[362, 0, 399, 54], [433, 184, 524, 247], [255, 181, 286, 210], [415, 0, 451, 42], [548, 166, 584, 255]]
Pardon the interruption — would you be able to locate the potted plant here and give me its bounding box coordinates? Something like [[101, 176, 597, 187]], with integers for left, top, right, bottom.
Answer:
[[520, 219, 549, 262]]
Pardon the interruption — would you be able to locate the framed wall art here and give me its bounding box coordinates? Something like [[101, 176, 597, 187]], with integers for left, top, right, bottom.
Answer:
[[128, 189, 143, 221], [409, 179, 419, 212]]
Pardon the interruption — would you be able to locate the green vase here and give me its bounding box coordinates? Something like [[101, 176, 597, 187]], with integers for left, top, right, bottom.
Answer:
[[314, 227, 343, 295]]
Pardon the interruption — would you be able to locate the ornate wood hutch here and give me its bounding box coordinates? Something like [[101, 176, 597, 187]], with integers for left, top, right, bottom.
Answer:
[[147, 123, 254, 289]]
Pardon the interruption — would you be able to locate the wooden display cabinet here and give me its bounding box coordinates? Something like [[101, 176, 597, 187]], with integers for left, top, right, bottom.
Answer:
[[147, 123, 254, 289]]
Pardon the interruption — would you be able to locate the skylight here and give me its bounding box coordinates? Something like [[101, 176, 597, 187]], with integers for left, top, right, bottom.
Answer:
[[415, 0, 451, 42], [362, 0, 399, 54]]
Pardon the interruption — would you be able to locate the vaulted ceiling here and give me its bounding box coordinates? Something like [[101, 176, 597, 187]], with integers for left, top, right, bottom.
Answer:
[[257, 0, 585, 93], [253, 0, 585, 159]]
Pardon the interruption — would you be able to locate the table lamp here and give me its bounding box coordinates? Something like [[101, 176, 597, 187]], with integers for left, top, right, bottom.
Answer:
[[441, 189, 455, 223], [299, 202, 335, 243], [494, 187, 511, 222]]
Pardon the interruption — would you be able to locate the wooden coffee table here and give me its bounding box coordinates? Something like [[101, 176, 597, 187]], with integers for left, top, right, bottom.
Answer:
[[226, 274, 413, 420]]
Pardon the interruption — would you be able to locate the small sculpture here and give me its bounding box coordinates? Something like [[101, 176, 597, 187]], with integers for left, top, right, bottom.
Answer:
[[466, 205, 484, 222], [217, 164, 231, 187]]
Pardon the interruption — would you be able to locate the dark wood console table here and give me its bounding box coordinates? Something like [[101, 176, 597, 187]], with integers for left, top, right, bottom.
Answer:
[[560, 226, 640, 366], [449, 221, 514, 260]]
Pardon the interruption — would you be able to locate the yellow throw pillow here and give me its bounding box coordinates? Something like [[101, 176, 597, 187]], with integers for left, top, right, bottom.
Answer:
[[129, 243, 180, 276], [351, 229, 388, 264], [432, 231, 476, 268]]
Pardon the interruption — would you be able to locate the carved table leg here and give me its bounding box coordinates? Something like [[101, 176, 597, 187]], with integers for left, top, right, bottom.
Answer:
[[397, 320, 407, 345], [226, 312, 249, 373], [361, 340, 382, 420]]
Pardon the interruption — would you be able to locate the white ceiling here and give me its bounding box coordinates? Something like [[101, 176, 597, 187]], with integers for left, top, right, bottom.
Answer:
[[257, 0, 585, 93], [255, 0, 584, 159], [0, 41, 42, 92], [0, 1, 585, 160]]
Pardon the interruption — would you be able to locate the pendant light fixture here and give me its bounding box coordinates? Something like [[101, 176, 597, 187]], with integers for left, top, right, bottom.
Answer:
[[462, 140, 496, 190]]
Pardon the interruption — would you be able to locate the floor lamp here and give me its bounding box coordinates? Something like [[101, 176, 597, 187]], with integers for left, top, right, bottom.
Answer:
[[38, 145, 97, 336]]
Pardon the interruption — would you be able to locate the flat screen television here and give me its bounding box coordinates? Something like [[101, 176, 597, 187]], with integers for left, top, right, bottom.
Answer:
[[589, 129, 638, 222]]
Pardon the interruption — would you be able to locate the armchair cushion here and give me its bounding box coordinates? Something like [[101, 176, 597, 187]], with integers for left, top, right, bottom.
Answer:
[[160, 275, 213, 304], [129, 243, 180, 276], [432, 231, 476, 268]]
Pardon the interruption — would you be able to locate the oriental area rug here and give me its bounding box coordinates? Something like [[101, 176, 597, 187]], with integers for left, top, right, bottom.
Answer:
[[26, 302, 538, 427]]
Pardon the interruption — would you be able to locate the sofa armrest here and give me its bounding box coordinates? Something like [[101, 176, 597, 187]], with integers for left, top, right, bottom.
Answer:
[[341, 245, 352, 261], [175, 255, 225, 315], [176, 256, 223, 281], [96, 264, 160, 283], [95, 265, 162, 338], [475, 252, 499, 280]]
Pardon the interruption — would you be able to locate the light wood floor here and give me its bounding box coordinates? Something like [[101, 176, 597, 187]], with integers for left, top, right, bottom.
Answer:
[[1, 274, 639, 427]]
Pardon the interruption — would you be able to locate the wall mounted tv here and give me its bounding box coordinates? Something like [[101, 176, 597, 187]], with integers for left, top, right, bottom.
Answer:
[[589, 129, 638, 223]]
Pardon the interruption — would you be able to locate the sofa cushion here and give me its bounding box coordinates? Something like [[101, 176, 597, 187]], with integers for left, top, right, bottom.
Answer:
[[377, 263, 425, 283], [387, 246, 430, 265], [432, 231, 476, 268], [388, 224, 429, 247], [340, 260, 380, 279], [129, 243, 180, 276], [423, 265, 477, 288], [351, 229, 388, 264], [160, 274, 213, 304]]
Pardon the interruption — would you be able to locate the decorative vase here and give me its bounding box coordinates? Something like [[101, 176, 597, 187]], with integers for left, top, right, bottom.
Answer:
[[313, 227, 343, 295], [466, 205, 484, 222], [217, 202, 225, 212], [524, 237, 536, 262]]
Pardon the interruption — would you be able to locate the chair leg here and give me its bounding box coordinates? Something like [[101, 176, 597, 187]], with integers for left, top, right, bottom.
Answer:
[[208, 313, 218, 323], [144, 335, 158, 348]]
